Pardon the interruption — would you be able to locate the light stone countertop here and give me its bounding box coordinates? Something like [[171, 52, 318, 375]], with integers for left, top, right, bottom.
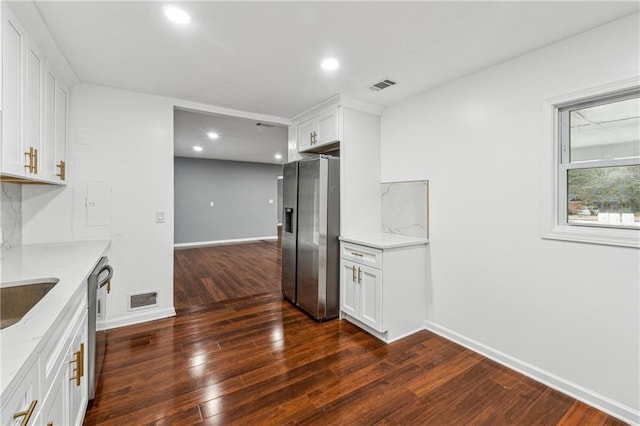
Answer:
[[0, 240, 111, 402], [340, 233, 429, 249]]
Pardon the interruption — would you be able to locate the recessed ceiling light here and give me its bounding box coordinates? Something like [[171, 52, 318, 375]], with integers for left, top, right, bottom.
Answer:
[[193, 146, 203, 152], [163, 5, 191, 25], [321, 57, 339, 71], [207, 132, 219, 139], [274, 154, 282, 160]]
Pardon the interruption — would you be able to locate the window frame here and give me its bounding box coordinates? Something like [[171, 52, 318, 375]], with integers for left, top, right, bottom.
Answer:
[[542, 78, 640, 248]]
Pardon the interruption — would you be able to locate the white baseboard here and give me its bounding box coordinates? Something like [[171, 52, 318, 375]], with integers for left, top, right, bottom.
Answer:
[[174, 236, 277, 248], [424, 320, 639, 425], [104, 307, 176, 330]]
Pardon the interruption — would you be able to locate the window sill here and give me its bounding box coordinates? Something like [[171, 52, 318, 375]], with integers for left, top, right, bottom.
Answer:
[[543, 225, 639, 248]]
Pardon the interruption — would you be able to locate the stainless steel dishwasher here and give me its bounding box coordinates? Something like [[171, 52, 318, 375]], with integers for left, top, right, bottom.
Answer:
[[87, 257, 113, 402]]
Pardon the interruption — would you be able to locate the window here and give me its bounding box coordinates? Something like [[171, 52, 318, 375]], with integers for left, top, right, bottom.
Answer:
[[542, 80, 640, 248]]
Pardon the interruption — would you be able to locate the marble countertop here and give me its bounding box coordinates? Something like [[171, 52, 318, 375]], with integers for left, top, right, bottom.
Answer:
[[340, 233, 429, 249], [0, 240, 111, 401]]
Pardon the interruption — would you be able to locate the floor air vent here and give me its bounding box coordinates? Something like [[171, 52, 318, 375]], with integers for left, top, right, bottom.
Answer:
[[369, 78, 397, 91], [129, 292, 158, 310]]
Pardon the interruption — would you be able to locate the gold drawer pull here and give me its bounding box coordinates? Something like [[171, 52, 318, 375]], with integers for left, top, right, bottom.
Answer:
[[69, 343, 84, 387], [33, 148, 39, 174], [56, 160, 66, 181], [24, 147, 34, 173], [352, 265, 356, 282], [13, 399, 37, 426], [350, 252, 363, 257], [358, 267, 362, 284]]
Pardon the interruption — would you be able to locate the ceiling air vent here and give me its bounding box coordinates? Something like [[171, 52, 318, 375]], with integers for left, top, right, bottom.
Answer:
[[369, 78, 397, 92]]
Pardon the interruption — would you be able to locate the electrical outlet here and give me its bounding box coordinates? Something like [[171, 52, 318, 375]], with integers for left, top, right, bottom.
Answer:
[[268, 199, 274, 204], [210, 201, 214, 207]]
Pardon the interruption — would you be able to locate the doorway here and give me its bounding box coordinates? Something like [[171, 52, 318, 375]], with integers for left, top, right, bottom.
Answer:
[[172, 107, 288, 311]]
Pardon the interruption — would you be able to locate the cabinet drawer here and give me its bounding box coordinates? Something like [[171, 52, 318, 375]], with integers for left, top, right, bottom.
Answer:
[[341, 243, 382, 269]]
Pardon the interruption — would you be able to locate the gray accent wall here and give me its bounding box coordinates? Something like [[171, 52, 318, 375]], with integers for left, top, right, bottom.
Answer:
[[174, 157, 282, 244]]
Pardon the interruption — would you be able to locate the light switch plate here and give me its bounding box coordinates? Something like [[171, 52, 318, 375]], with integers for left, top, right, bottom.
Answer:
[[156, 210, 165, 223]]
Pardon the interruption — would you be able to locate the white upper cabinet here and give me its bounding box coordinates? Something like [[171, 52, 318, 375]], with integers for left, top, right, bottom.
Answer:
[[24, 38, 45, 178], [316, 107, 339, 146], [1, 2, 68, 184], [297, 117, 316, 152], [43, 64, 68, 183], [2, 4, 27, 177], [43, 66, 57, 181], [295, 104, 341, 153]]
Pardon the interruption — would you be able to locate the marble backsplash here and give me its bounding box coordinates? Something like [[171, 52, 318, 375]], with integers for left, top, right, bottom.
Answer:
[[381, 180, 429, 239], [1, 183, 22, 249]]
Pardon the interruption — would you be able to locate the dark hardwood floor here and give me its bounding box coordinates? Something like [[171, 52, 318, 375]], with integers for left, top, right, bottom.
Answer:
[[173, 240, 281, 314], [83, 241, 626, 425]]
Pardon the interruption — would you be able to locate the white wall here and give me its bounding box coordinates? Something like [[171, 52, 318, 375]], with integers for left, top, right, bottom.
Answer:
[[381, 13, 639, 423], [22, 84, 176, 327]]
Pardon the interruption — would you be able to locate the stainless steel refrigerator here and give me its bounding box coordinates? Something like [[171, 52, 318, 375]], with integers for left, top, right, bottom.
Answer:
[[281, 155, 340, 320]]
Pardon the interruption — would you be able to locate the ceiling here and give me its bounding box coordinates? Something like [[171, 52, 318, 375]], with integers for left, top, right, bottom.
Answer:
[[174, 109, 288, 163], [21, 1, 640, 164]]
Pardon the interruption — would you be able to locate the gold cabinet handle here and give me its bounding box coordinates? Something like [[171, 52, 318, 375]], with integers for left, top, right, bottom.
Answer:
[[357, 267, 362, 284], [13, 400, 37, 426], [33, 148, 39, 174], [47, 422, 53, 426], [350, 252, 363, 257], [24, 147, 34, 173], [352, 265, 356, 282], [69, 342, 84, 387], [56, 160, 66, 181]]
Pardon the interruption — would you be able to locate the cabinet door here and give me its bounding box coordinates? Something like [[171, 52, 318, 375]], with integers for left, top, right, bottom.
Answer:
[[42, 65, 57, 181], [54, 80, 68, 183], [41, 366, 67, 426], [42, 65, 67, 183], [1, 4, 27, 176], [68, 323, 88, 426], [297, 118, 315, 151], [24, 38, 44, 178], [359, 264, 384, 332], [316, 108, 339, 146], [340, 260, 358, 317]]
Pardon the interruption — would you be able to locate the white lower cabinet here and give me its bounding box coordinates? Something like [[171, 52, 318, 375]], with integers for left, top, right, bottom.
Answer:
[[1, 287, 88, 426], [340, 237, 429, 343], [67, 318, 88, 426], [0, 356, 39, 426], [41, 298, 88, 426], [341, 260, 383, 332]]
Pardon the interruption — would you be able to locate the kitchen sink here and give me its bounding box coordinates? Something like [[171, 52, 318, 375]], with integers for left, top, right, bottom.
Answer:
[[0, 279, 59, 330]]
